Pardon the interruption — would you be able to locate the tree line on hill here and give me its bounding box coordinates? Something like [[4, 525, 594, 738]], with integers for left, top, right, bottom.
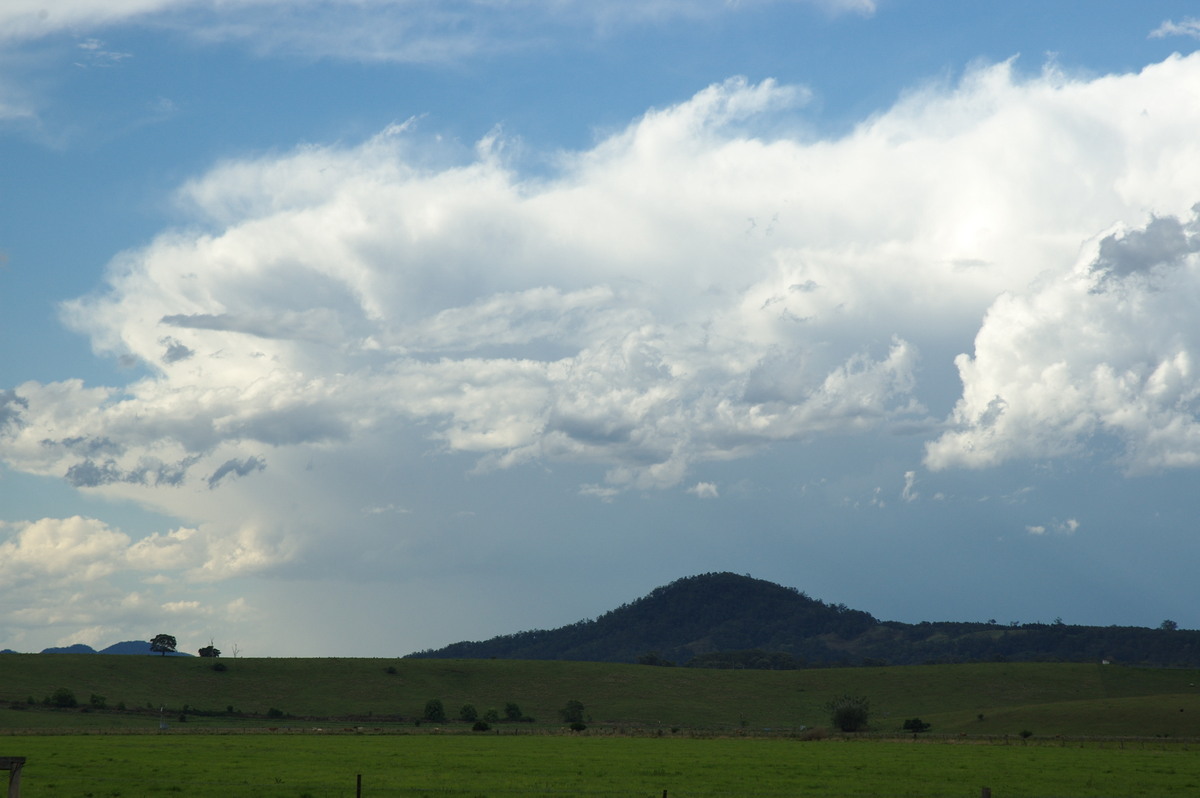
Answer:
[[408, 572, 1200, 668]]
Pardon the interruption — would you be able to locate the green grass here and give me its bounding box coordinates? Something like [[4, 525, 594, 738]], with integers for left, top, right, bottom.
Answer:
[[3, 656, 1200, 738], [4, 657, 1199, 797], [4, 733, 1200, 797]]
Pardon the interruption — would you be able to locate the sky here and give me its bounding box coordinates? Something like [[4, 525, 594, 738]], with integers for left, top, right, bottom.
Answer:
[[3, 1, 1200, 658]]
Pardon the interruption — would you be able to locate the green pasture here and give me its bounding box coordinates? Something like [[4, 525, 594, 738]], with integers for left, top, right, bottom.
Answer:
[[3, 656, 1200, 738], [3, 732, 1199, 797]]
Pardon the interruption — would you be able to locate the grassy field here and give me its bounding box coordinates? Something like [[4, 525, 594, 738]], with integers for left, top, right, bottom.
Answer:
[[4, 657, 1200, 796], [3, 732, 1200, 797], [3, 656, 1200, 738]]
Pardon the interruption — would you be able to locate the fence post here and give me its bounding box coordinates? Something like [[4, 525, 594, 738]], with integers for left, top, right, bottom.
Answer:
[[0, 758, 25, 798], [981, 788, 991, 798], [356, 774, 362, 798]]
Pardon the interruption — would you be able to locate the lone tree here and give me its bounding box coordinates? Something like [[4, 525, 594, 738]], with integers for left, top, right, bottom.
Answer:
[[198, 642, 221, 658], [150, 634, 177, 657], [47, 687, 78, 708], [826, 694, 870, 732], [423, 699, 446, 722], [559, 700, 585, 724]]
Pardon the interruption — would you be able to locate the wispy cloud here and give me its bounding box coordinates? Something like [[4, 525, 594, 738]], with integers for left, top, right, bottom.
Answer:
[[0, 0, 874, 56], [1026, 519, 1080, 536], [74, 38, 133, 68], [1149, 18, 1200, 40]]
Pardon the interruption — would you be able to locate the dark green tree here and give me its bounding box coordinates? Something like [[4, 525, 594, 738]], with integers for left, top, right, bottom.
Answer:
[[198, 644, 221, 658], [826, 694, 870, 732], [459, 704, 478, 722], [150, 633, 177, 656], [47, 687, 77, 708], [559, 699, 585, 724], [504, 702, 523, 721], [423, 698, 446, 722]]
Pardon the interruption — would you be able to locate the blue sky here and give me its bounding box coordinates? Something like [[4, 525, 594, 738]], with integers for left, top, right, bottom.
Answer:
[[4, 0, 1200, 657]]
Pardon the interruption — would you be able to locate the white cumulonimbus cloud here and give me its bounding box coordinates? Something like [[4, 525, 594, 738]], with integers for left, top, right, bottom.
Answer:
[[4, 54, 1200, 590], [926, 205, 1200, 473]]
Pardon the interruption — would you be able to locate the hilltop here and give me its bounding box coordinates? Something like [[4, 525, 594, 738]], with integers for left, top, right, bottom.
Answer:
[[408, 572, 1200, 668]]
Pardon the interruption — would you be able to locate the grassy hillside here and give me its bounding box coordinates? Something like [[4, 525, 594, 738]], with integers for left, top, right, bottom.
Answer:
[[3, 655, 1200, 737]]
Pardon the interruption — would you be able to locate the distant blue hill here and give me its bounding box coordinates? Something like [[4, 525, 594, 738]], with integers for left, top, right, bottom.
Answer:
[[100, 640, 158, 655], [38, 640, 190, 656], [40, 643, 97, 654]]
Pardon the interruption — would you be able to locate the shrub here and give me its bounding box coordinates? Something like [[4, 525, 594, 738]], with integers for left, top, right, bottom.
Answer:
[[637, 652, 675, 666], [89, 693, 107, 709], [459, 704, 478, 722], [902, 717, 931, 733], [504, 702, 523, 721], [1019, 729, 1033, 739], [267, 707, 285, 718], [423, 699, 446, 722], [569, 722, 587, 732], [212, 662, 228, 672], [825, 694, 870, 732], [472, 721, 491, 732], [483, 708, 500, 723]]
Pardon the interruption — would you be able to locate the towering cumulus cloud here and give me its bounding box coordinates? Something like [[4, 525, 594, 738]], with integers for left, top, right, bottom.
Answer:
[[4, 53, 1200, 620], [926, 205, 1200, 473]]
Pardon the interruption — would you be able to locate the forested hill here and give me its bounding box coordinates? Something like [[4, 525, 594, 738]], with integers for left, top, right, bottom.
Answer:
[[410, 573, 874, 664], [407, 572, 1200, 668]]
